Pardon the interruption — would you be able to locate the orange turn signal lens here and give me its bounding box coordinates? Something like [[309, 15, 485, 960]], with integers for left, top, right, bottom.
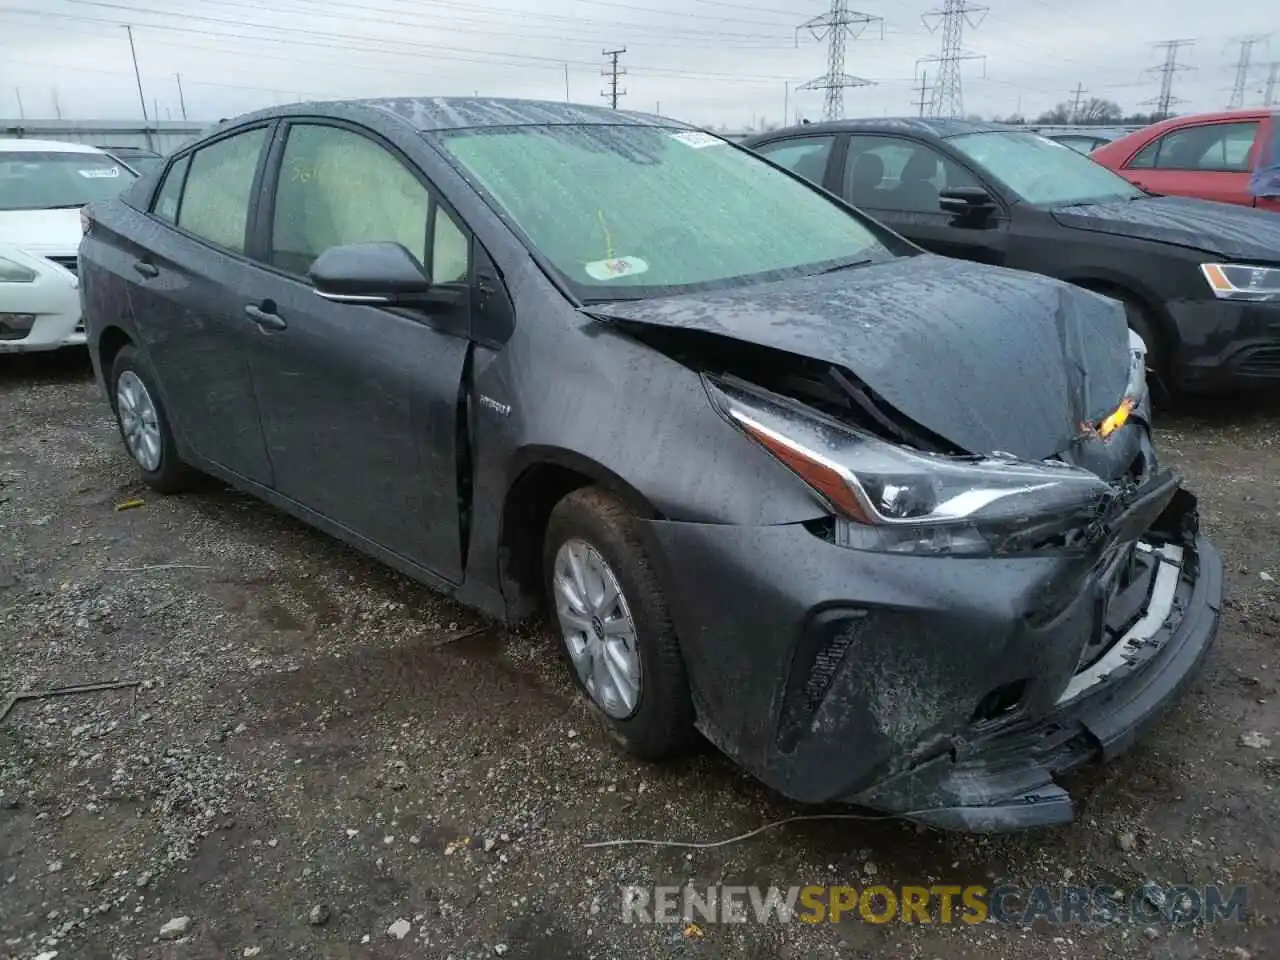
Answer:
[[730, 411, 873, 523], [1097, 398, 1135, 439], [1201, 263, 1232, 296]]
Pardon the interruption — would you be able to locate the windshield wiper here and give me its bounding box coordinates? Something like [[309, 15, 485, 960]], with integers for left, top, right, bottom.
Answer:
[[813, 257, 874, 276]]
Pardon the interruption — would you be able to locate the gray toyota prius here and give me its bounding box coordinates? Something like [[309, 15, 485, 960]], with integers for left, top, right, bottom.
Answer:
[[78, 97, 1223, 831]]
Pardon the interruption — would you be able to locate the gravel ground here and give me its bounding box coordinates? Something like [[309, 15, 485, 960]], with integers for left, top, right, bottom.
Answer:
[[1, 350, 1277, 960]]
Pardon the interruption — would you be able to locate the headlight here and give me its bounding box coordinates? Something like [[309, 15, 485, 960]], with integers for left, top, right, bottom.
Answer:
[[1200, 263, 1280, 302], [708, 376, 1114, 556], [0, 254, 37, 283]]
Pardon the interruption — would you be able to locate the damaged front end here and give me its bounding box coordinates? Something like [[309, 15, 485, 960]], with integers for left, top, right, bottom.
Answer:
[[633, 328, 1221, 832]]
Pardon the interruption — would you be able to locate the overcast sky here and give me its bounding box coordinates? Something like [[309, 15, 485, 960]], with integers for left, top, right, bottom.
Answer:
[[0, 0, 1276, 127]]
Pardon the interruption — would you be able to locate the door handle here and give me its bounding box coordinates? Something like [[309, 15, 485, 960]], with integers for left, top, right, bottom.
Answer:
[[132, 260, 158, 278], [245, 303, 287, 331]]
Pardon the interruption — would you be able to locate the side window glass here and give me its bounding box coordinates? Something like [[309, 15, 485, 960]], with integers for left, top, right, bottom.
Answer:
[[753, 136, 835, 185], [844, 136, 979, 212], [152, 154, 190, 224], [177, 127, 268, 252], [1152, 122, 1259, 172], [431, 206, 470, 283], [1127, 139, 1160, 169], [271, 124, 432, 276]]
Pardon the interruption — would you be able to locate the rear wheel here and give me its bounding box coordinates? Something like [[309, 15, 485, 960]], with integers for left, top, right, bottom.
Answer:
[[543, 487, 696, 759], [110, 345, 198, 494]]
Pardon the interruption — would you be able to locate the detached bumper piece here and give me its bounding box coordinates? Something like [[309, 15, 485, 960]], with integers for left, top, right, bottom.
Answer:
[[849, 492, 1222, 832], [646, 476, 1223, 834]]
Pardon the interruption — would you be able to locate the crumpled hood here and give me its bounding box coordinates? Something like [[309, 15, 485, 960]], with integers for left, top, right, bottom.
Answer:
[[0, 208, 82, 256], [1051, 195, 1280, 261], [587, 254, 1130, 462]]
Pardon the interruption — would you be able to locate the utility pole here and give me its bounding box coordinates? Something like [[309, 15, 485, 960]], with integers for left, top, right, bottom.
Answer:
[[176, 72, 188, 120], [51, 88, 63, 119], [124, 25, 148, 124], [919, 0, 987, 119], [14, 87, 24, 120], [601, 47, 627, 110], [912, 70, 930, 117], [563, 64, 570, 103], [1228, 36, 1268, 109], [1142, 39, 1194, 121], [795, 1, 883, 122], [1069, 82, 1086, 123]]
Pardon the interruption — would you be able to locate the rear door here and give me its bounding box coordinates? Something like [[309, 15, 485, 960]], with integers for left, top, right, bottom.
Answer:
[[1122, 118, 1262, 205], [839, 134, 1010, 265], [124, 125, 275, 484], [237, 120, 472, 581]]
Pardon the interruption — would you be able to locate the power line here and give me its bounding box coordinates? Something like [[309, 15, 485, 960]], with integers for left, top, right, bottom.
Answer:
[[1142, 39, 1194, 121], [1228, 35, 1268, 109], [919, 0, 987, 119], [601, 47, 626, 109], [795, 1, 883, 121]]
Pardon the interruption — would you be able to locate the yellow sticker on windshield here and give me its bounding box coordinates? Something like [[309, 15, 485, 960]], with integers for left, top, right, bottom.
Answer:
[[585, 256, 650, 281]]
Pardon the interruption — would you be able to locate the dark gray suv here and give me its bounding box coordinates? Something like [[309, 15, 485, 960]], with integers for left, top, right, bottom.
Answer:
[[78, 97, 1222, 832]]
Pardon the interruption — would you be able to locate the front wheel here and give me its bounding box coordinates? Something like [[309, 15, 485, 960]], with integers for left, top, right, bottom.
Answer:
[[110, 345, 198, 494], [543, 487, 696, 760]]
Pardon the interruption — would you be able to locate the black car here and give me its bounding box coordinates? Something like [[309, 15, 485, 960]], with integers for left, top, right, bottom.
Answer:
[[744, 119, 1280, 395], [79, 99, 1220, 831]]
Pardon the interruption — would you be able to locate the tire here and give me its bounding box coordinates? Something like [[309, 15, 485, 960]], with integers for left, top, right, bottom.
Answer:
[[543, 486, 696, 760], [109, 344, 198, 494], [1122, 299, 1173, 406]]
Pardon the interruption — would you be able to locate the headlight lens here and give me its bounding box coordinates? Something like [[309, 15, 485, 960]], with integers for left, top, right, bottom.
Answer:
[[709, 376, 1114, 556], [0, 254, 37, 283], [1200, 263, 1280, 301]]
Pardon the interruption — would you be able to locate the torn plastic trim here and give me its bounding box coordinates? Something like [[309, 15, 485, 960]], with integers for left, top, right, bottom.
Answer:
[[1056, 542, 1184, 706]]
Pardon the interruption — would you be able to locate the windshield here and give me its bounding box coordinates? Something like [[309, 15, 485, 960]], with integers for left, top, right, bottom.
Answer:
[[0, 151, 137, 211], [948, 131, 1142, 206], [438, 124, 892, 300]]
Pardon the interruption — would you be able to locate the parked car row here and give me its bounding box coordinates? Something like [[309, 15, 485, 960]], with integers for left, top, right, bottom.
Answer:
[[746, 116, 1280, 394], [73, 97, 1227, 832]]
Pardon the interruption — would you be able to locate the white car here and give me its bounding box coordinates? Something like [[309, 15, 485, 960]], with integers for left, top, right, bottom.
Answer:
[[0, 139, 137, 352]]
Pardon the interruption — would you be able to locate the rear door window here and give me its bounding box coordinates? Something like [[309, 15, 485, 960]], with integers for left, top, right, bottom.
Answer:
[[752, 136, 836, 186], [1135, 121, 1261, 172], [176, 127, 269, 253]]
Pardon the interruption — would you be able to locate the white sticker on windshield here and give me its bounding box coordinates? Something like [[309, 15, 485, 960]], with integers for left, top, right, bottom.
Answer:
[[78, 166, 120, 179], [669, 131, 723, 149], [585, 256, 650, 281]]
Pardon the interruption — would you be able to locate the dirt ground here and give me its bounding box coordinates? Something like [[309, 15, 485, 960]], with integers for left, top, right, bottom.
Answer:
[[1, 350, 1277, 960]]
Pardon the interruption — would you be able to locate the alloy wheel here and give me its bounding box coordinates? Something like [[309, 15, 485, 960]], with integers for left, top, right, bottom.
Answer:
[[552, 537, 643, 719], [116, 370, 163, 472]]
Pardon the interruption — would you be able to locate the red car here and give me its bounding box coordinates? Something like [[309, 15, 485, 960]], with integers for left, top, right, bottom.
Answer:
[[1092, 109, 1279, 213]]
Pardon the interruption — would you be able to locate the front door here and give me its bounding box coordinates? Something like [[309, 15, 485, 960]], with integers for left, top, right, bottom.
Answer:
[[1123, 119, 1262, 206], [132, 125, 275, 485], [240, 121, 474, 581], [840, 134, 1010, 265]]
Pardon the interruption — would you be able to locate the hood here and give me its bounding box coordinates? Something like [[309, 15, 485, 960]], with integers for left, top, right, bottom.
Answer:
[[0, 208, 83, 256], [587, 255, 1130, 462], [1051, 195, 1280, 261]]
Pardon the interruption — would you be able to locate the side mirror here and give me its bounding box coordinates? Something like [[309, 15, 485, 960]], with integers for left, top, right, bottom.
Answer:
[[939, 186, 997, 217], [309, 242, 432, 305]]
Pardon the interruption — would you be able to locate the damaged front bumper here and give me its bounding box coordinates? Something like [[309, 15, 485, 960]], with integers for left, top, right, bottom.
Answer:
[[644, 475, 1222, 832]]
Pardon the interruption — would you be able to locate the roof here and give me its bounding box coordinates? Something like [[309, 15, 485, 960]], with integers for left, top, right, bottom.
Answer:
[[744, 117, 1013, 143], [0, 138, 105, 154], [247, 97, 688, 134]]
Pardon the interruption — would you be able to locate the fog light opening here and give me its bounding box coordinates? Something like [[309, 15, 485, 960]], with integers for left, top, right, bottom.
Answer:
[[971, 679, 1028, 723]]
